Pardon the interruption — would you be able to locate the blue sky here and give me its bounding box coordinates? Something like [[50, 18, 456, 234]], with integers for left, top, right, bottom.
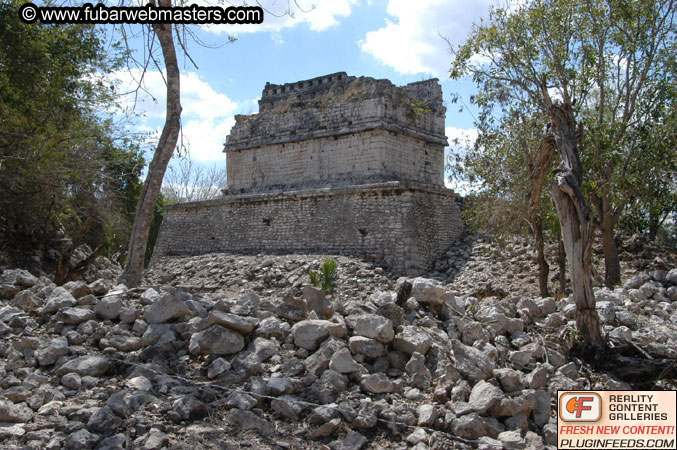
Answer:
[[114, 0, 494, 188]]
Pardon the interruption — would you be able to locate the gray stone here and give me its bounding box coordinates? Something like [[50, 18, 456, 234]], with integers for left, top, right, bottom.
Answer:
[[329, 347, 362, 373], [95, 433, 127, 450], [61, 373, 82, 390], [126, 376, 152, 391], [624, 273, 651, 289], [291, 319, 347, 350], [58, 307, 95, 325], [405, 352, 431, 390], [305, 336, 346, 376], [143, 292, 191, 324], [10, 290, 38, 312], [348, 336, 385, 359], [453, 340, 496, 382], [525, 365, 548, 390], [173, 395, 207, 421], [329, 431, 368, 450], [498, 430, 526, 449], [143, 429, 169, 450], [469, 380, 504, 414], [393, 326, 433, 355], [40, 287, 77, 315], [596, 301, 616, 324], [271, 395, 305, 420], [56, 355, 111, 377], [66, 428, 100, 450], [267, 376, 295, 396], [87, 406, 122, 433], [453, 413, 500, 439], [207, 310, 258, 334], [407, 427, 429, 445], [228, 409, 274, 435], [416, 404, 438, 427], [100, 329, 142, 352], [303, 285, 334, 319], [94, 294, 123, 320], [345, 313, 394, 343], [35, 336, 70, 366], [410, 277, 447, 306], [207, 357, 231, 379], [189, 325, 244, 355], [532, 389, 550, 426], [360, 373, 397, 394], [308, 418, 341, 439], [254, 316, 288, 339], [0, 399, 33, 423], [223, 391, 257, 410], [139, 288, 160, 305], [494, 368, 527, 392], [0, 423, 26, 439]]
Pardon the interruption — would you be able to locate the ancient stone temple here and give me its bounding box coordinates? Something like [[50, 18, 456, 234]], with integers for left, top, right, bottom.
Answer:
[[152, 72, 463, 275]]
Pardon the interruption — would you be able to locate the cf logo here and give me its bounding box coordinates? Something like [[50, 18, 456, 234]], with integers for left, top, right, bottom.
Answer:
[[559, 392, 602, 422]]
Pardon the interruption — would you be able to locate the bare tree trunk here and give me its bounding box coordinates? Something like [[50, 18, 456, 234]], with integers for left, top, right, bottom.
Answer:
[[601, 220, 621, 287], [534, 215, 550, 297], [119, 7, 181, 288], [547, 101, 604, 354], [529, 137, 555, 298], [591, 179, 622, 288], [557, 228, 566, 294]]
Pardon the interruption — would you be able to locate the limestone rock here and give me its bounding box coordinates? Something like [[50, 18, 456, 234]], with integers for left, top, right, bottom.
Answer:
[[173, 395, 207, 421], [40, 287, 77, 315], [348, 336, 385, 359], [0, 398, 33, 423], [88, 406, 122, 433], [360, 373, 397, 394], [469, 380, 504, 414], [94, 294, 123, 320], [56, 355, 111, 377], [291, 319, 347, 350], [410, 277, 447, 306], [228, 409, 274, 435], [66, 428, 100, 450], [189, 325, 244, 355], [302, 285, 334, 319], [207, 310, 258, 334], [393, 326, 433, 355], [345, 314, 394, 343], [329, 347, 362, 373], [143, 292, 191, 324]]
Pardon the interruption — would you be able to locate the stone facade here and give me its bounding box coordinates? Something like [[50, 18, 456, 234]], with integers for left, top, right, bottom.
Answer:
[[152, 72, 463, 275]]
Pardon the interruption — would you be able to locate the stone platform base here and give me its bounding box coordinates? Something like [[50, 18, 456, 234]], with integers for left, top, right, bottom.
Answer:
[[151, 182, 463, 276]]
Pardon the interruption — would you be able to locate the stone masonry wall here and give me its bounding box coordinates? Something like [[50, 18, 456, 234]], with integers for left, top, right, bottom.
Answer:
[[152, 182, 463, 275], [224, 73, 447, 193], [226, 130, 444, 193]]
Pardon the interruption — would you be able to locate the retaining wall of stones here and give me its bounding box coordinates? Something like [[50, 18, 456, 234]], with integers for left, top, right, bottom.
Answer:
[[151, 182, 463, 276]]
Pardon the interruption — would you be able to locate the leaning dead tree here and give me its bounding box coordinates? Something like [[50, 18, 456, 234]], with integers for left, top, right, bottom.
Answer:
[[541, 90, 603, 353], [119, 0, 182, 288]]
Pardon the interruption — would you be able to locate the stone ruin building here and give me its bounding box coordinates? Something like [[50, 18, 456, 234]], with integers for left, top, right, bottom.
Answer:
[[152, 72, 463, 275]]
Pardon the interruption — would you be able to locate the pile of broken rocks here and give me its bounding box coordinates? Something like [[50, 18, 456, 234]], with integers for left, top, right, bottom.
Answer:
[[0, 248, 676, 449]]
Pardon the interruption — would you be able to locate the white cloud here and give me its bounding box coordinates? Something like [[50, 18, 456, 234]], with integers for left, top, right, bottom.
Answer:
[[112, 69, 239, 162], [445, 126, 478, 195], [446, 126, 478, 147], [359, 0, 493, 77], [203, 0, 358, 35]]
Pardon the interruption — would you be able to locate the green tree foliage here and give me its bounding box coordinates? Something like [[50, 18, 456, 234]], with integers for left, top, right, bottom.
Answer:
[[0, 1, 144, 271], [450, 0, 676, 352], [451, 0, 676, 288]]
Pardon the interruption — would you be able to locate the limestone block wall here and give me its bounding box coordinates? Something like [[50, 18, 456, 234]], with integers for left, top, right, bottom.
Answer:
[[224, 73, 448, 193], [151, 182, 463, 275], [226, 130, 444, 193]]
